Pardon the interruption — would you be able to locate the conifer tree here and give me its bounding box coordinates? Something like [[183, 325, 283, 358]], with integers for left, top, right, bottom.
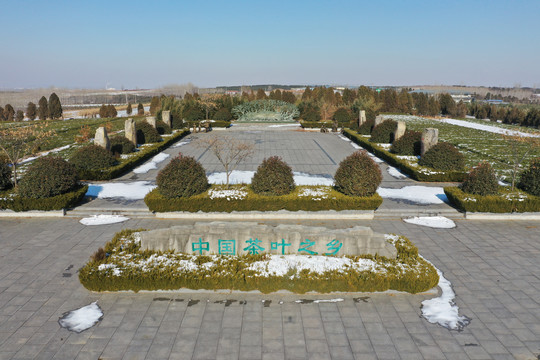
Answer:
[[137, 102, 144, 115], [256, 89, 267, 100], [48, 93, 62, 119], [15, 110, 24, 122], [150, 96, 160, 115], [38, 96, 48, 120], [0, 106, 4, 121], [302, 87, 313, 101], [4, 104, 15, 122], [126, 102, 132, 116], [26, 102, 37, 121]]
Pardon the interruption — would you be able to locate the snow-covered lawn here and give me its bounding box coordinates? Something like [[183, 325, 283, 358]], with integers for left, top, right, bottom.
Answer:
[[133, 153, 170, 174], [377, 186, 446, 205], [58, 302, 103, 333], [403, 216, 456, 229], [80, 215, 130, 226], [86, 181, 156, 200]]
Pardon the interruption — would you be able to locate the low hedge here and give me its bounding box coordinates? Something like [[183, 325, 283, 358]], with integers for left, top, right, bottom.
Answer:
[[78, 229, 439, 294], [0, 185, 88, 211], [300, 121, 333, 129], [186, 120, 231, 128], [145, 185, 383, 212], [342, 129, 467, 182], [444, 186, 540, 213], [77, 129, 190, 180]]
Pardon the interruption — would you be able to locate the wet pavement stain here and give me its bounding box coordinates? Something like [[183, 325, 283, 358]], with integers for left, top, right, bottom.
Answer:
[[353, 297, 370, 303], [187, 299, 200, 307]]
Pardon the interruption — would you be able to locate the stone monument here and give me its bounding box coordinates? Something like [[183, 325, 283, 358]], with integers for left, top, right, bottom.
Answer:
[[140, 222, 397, 258], [94, 127, 110, 151], [421, 128, 439, 156], [374, 115, 384, 127], [359, 110, 366, 127], [394, 121, 406, 141], [146, 116, 157, 128], [125, 118, 136, 145], [162, 111, 172, 128]]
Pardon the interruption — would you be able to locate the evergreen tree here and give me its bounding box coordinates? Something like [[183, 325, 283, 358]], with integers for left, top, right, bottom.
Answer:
[[150, 96, 160, 115], [38, 96, 48, 120], [4, 104, 15, 122], [137, 102, 144, 115], [15, 110, 24, 122], [281, 91, 296, 104], [256, 89, 267, 100], [108, 105, 117, 117], [438, 93, 456, 116], [302, 87, 312, 101], [342, 88, 356, 104], [126, 102, 132, 116], [427, 97, 440, 116], [0, 106, 4, 121], [48, 93, 62, 119], [99, 104, 108, 118], [26, 102, 37, 121]]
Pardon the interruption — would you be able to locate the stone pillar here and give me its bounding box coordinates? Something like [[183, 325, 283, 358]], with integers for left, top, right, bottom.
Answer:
[[374, 115, 384, 127], [146, 116, 157, 128], [94, 127, 110, 151], [421, 128, 439, 156], [125, 118, 136, 145], [162, 111, 172, 128], [394, 121, 406, 141], [359, 110, 366, 127]]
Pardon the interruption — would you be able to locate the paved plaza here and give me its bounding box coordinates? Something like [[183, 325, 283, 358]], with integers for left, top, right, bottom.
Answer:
[[0, 127, 539, 359]]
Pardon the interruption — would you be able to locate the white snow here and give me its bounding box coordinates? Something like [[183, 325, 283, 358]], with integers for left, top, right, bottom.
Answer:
[[337, 134, 363, 149], [172, 140, 190, 148], [79, 215, 130, 226], [268, 123, 301, 128], [247, 254, 377, 277], [86, 181, 156, 200], [377, 186, 446, 204], [20, 145, 72, 164], [295, 298, 344, 303], [387, 166, 408, 179], [208, 188, 248, 200], [438, 118, 539, 138], [58, 302, 103, 333], [367, 153, 384, 163], [403, 216, 456, 229], [421, 267, 470, 331], [207, 170, 334, 186], [133, 153, 170, 174]]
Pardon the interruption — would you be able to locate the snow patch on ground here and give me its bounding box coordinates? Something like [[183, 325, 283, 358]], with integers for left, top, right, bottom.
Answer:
[[337, 134, 366, 150], [295, 298, 344, 304], [403, 216, 456, 229], [20, 145, 72, 164], [367, 153, 384, 163], [79, 215, 130, 226], [422, 267, 471, 331], [377, 186, 446, 204], [133, 153, 170, 174], [173, 140, 191, 148], [207, 171, 334, 186], [268, 123, 301, 128], [387, 166, 408, 179], [58, 302, 103, 333], [439, 118, 540, 138], [86, 181, 156, 200]]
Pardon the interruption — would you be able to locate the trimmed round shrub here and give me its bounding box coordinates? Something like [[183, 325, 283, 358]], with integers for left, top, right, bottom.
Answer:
[[156, 120, 172, 135], [332, 107, 353, 125], [251, 156, 295, 196], [70, 144, 117, 170], [214, 108, 233, 121], [0, 158, 12, 190], [418, 142, 465, 171], [370, 119, 397, 143], [18, 156, 78, 198], [334, 151, 382, 197], [156, 154, 208, 198], [357, 119, 374, 135], [461, 162, 498, 196], [110, 136, 135, 155], [390, 130, 421, 156], [136, 121, 161, 144], [518, 157, 540, 196]]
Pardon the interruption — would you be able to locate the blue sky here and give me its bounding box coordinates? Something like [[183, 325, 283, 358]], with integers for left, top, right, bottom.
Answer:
[[1, 0, 539, 89]]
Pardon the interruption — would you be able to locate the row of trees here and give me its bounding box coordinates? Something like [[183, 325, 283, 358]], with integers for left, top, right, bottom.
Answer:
[[0, 93, 62, 122], [469, 103, 540, 128]]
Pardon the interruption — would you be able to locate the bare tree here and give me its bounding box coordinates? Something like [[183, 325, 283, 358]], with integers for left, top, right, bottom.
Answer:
[[502, 132, 540, 191], [198, 135, 254, 187]]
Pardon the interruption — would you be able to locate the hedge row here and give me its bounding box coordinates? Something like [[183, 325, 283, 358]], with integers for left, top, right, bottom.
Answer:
[[343, 129, 467, 182], [77, 129, 190, 180], [144, 185, 383, 212], [78, 229, 439, 294], [300, 121, 333, 129], [0, 185, 88, 211], [186, 120, 231, 128], [444, 186, 540, 213]]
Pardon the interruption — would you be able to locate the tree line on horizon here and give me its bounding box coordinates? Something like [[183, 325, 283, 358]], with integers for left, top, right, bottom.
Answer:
[[0, 93, 62, 122]]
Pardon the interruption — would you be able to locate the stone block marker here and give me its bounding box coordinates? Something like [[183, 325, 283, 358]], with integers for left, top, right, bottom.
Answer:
[[94, 127, 110, 151], [146, 116, 157, 128], [394, 121, 406, 141], [125, 118, 136, 145], [374, 115, 384, 127], [359, 110, 366, 127], [140, 221, 397, 258], [162, 111, 172, 128], [421, 128, 439, 156]]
